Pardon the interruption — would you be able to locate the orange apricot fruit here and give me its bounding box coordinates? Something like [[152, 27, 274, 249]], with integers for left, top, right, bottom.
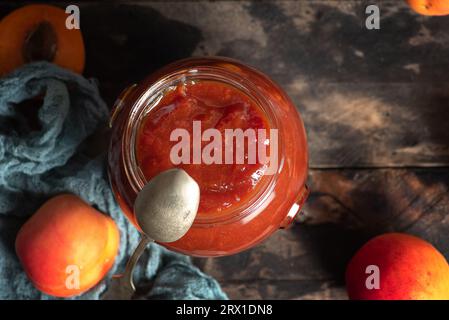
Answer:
[[346, 233, 449, 300], [15, 194, 120, 297], [406, 0, 449, 16], [0, 4, 85, 76]]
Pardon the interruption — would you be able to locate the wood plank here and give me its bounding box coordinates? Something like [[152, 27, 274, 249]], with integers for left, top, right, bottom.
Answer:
[[148, 1, 449, 167], [221, 280, 347, 300], [294, 83, 449, 168], [193, 168, 449, 299], [2, 1, 449, 167], [304, 168, 449, 254]]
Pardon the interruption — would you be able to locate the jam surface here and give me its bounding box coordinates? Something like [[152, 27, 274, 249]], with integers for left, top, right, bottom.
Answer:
[[136, 81, 270, 216]]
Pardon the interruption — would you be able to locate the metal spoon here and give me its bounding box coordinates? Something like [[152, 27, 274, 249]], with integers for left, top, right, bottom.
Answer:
[[102, 169, 200, 299]]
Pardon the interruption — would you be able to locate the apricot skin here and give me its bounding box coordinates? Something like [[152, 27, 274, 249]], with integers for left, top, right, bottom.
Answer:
[[346, 233, 449, 300], [407, 0, 449, 16], [15, 194, 120, 298], [0, 4, 85, 76]]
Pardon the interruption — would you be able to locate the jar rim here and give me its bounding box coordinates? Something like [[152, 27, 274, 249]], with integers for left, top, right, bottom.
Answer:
[[122, 61, 286, 226]]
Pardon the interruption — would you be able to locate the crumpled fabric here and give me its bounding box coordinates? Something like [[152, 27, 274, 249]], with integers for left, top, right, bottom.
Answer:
[[0, 62, 227, 300]]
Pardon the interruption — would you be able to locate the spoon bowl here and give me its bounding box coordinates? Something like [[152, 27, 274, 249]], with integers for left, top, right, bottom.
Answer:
[[134, 168, 200, 243]]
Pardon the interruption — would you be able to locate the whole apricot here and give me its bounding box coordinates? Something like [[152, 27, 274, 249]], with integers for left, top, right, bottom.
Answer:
[[15, 194, 120, 297], [346, 233, 449, 300], [406, 0, 449, 16]]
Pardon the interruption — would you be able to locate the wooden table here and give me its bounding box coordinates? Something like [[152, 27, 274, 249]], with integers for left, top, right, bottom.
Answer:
[[3, 0, 449, 299]]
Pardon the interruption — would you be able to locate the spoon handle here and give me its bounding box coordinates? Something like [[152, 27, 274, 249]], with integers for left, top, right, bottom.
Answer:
[[122, 235, 153, 292]]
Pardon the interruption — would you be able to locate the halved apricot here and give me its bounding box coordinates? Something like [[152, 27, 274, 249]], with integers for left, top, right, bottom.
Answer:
[[0, 4, 85, 76]]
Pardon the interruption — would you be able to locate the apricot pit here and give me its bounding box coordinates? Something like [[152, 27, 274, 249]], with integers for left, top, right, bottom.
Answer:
[[0, 4, 85, 76]]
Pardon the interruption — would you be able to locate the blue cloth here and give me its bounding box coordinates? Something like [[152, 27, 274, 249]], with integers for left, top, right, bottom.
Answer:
[[0, 62, 227, 300]]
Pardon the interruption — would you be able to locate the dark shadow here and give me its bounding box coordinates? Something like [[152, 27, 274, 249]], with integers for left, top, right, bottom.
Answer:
[[81, 4, 203, 106], [293, 223, 372, 286], [293, 186, 393, 285]]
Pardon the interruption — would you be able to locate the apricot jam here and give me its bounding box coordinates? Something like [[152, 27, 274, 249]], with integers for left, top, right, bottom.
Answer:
[[108, 57, 308, 257], [136, 81, 270, 217]]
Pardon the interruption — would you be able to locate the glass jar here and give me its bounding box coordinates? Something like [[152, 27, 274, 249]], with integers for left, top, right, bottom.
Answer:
[[108, 57, 308, 257]]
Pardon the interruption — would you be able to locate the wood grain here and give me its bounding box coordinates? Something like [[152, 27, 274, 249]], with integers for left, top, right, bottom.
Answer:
[[3, 1, 449, 166], [2, 0, 449, 300], [194, 168, 449, 299]]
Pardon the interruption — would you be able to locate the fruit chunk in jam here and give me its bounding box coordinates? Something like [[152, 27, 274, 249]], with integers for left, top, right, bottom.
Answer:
[[136, 81, 271, 216]]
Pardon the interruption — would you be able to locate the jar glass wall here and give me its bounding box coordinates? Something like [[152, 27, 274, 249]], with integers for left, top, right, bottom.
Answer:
[[108, 57, 308, 257]]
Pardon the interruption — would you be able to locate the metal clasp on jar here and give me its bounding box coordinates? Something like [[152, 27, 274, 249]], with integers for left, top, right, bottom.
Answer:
[[280, 184, 309, 229]]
